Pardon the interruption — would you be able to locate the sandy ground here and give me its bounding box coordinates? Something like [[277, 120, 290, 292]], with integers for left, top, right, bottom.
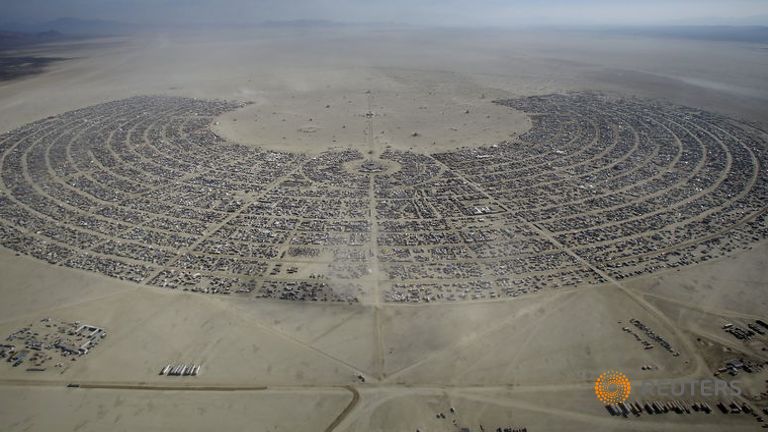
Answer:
[[212, 79, 530, 154], [0, 385, 351, 432], [0, 27, 767, 431]]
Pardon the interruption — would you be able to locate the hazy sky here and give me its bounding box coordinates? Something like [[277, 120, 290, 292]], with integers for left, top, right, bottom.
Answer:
[[2, 0, 767, 26]]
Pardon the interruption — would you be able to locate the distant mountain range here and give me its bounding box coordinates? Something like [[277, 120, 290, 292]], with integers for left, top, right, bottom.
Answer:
[[585, 25, 768, 44], [0, 17, 356, 36], [1, 17, 767, 43], [668, 14, 768, 27], [0, 18, 147, 36]]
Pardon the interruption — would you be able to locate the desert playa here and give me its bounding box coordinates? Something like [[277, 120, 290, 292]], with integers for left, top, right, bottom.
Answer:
[[0, 26, 767, 431]]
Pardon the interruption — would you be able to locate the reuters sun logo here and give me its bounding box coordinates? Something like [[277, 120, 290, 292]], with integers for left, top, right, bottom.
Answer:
[[594, 370, 631, 404]]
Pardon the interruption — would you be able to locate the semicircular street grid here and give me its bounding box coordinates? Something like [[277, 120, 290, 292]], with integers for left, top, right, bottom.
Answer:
[[0, 93, 766, 304]]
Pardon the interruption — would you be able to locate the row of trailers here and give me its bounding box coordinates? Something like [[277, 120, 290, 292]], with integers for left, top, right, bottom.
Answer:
[[606, 400, 714, 417], [159, 363, 201, 376]]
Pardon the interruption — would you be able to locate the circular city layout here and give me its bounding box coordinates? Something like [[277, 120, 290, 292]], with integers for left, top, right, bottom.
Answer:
[[1, 93, 766, 304]]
